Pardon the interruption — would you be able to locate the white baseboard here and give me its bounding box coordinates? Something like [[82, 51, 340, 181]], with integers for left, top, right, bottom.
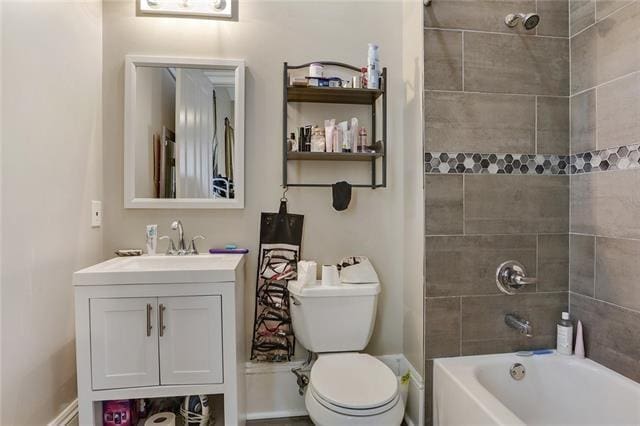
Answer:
[[245, 353, 425, 426], [48, 399, 79, 426]]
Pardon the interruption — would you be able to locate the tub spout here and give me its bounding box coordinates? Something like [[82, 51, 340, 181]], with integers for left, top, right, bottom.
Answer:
[[505, 313, 533, 337]]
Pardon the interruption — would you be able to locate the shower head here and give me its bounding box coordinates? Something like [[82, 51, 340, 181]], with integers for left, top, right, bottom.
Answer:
[[505, 13, 540, 30]]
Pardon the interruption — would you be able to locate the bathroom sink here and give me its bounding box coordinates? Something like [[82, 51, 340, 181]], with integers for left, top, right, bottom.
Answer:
[[73, 254, 245, 286]]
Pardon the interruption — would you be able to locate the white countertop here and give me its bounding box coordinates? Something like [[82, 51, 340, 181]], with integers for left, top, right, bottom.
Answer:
[[73, 254, 245, 286]]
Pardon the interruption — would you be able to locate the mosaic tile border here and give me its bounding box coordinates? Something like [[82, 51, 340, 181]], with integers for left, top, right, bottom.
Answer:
[[424, 152, 569, 175], [424, 144, 640, 175], [569, 143, 640, 174]]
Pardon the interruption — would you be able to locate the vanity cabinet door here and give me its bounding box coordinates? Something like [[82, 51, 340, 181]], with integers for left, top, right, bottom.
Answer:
[[158, 296, 223, 385], [90, 298, 160, 390]]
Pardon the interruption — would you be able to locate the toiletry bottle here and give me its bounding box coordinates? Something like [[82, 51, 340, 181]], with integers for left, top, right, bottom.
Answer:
[[310, 126, 326, 152], [358, 128, 368, 152], [288, 132, 297, 152], [367, 43, 380, 89], [146, 224, 158, 255], [556, 311, 573, 355]]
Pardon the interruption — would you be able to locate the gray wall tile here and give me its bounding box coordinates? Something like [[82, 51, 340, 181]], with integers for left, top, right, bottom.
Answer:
[[570, 0, 595, 36], [570, 89, 596, 153], [571, 170, 640, 238], [595, 237, 640, 311], [424, 0, 536, 34], [465, 175, 569, 234], [425, 174, 463, 235], [425, 235, 537, 297], [425, 91, 535, 153], [461, 292, 567, 351], [424, 29, 463, 91], [570, 234, 595, 296], [571, 2, 640, 94], [537, 96, 570, 155], [596, 0, 633, 20], [425, 297, 461, 358], [570, 293, 640, 382], [538, 234, 569, 291], [570, 23, 597, 92], [596, 72, 640, 150], [465, 32, 569, 96], [538, 0, 570, 37]]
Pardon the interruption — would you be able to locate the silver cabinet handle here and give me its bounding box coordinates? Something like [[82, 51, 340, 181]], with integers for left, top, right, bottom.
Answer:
[[159, 303, 166, 337], [146, 303, 152, 337]]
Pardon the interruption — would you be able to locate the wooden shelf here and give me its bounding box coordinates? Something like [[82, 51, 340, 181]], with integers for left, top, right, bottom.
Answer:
[[287, 152, 382, 162], [287, 86, 383, 105]]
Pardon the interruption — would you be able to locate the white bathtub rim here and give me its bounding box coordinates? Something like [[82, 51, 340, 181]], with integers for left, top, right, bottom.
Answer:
[[434, 350, 640, 426], [434, 357, 524, 426]]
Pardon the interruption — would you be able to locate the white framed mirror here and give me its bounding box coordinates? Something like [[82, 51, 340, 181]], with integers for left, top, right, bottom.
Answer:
[[124, 55, 245, 209]]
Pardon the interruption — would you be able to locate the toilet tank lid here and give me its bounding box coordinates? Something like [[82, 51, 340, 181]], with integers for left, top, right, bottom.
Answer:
[[288, 280, 380, 297]]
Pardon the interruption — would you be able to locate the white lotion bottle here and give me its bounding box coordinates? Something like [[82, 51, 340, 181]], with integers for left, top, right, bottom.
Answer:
[[556, 311, 573, 355], [146, 224, 158, 255]]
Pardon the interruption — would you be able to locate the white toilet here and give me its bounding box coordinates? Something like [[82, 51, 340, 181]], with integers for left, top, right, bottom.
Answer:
[[288, 280, 404, 426]]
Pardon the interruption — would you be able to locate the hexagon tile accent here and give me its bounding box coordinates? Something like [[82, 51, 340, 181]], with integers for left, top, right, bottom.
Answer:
[[424, 152, 569, 175], [424, 144, 640, 175], [569, 143, 640, 174]]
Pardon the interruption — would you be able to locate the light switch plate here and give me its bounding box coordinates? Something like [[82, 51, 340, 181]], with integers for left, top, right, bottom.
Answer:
[[91, 200, 102, 228]]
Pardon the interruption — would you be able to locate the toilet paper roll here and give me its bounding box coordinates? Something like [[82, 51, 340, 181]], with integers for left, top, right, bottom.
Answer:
[[297, 260, 317, 286], [322, 264, 340, 286], [144, 412, 176, 426]]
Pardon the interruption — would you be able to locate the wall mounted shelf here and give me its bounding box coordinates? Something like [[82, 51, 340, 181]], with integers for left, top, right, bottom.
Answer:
[[287, 86, 384, 105], [282, 61, 388, 189], [287, 152, 382, 162]]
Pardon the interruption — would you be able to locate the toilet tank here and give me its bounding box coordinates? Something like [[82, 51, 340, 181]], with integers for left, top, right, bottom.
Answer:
[[288, 280, 380, 353]]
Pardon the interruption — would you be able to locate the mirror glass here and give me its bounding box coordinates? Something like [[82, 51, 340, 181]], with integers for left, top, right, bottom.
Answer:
[[132, 65, 238, 202]]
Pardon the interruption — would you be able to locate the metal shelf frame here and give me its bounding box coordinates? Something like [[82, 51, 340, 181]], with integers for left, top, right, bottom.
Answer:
[[282, 61, 388, 189]]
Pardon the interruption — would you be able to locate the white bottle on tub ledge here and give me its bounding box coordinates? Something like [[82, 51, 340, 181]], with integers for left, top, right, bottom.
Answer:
[[557, 311, 573, 355]]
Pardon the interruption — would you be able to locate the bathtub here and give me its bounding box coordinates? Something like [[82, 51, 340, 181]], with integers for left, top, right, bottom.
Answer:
[[433, 351, 640, 426]]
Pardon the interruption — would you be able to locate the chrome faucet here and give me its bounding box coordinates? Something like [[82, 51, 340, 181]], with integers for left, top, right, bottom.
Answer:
[[171, 220, 187, 254], [159, 220, 205, 256], [505, 313, 533, 337]]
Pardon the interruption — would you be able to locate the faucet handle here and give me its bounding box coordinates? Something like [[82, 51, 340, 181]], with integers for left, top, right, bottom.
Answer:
[[159, 235, 177, 255], [188, 235, 205, 255]]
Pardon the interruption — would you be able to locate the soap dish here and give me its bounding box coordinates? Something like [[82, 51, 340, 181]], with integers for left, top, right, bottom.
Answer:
[[115, 249, 143, 257]]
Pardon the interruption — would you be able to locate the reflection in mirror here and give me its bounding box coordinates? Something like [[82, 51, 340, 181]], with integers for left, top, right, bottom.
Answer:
[[134, 66, 236, 200]]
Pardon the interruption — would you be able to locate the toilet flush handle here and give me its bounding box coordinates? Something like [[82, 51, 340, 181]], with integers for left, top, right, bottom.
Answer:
[[290, 295, 301, 305]]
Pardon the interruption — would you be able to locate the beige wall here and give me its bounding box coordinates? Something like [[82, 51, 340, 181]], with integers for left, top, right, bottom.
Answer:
[[1, 1, 103, 424], [103, 0, 421, 358], [402, 0, 425, 375]]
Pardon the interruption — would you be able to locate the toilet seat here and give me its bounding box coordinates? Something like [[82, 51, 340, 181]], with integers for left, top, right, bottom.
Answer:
[[309, 353, 399, 416]]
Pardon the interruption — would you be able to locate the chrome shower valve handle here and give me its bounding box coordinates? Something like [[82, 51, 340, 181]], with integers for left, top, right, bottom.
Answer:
[[496, 260, 538, 295]]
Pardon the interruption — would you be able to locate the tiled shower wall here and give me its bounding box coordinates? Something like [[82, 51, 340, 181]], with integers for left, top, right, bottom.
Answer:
[[423, 0, 570, 419], [568, 0, 640, 382]]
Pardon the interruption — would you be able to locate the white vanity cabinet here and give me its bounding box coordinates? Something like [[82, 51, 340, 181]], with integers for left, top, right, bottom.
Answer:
[[74, 255, 246, 425], [90, 297, 160, 390]]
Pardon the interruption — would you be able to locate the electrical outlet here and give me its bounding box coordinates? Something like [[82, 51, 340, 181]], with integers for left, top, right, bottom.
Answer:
[[91, 200, 102, 228]]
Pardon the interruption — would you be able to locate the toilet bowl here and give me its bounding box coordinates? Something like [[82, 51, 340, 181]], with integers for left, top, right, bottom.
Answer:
[[304, 353, 404, 426], [288, 276, 404, 425]]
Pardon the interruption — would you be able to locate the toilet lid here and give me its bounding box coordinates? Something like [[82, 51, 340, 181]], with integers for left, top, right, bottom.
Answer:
[[310, 353, 399, 410]]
